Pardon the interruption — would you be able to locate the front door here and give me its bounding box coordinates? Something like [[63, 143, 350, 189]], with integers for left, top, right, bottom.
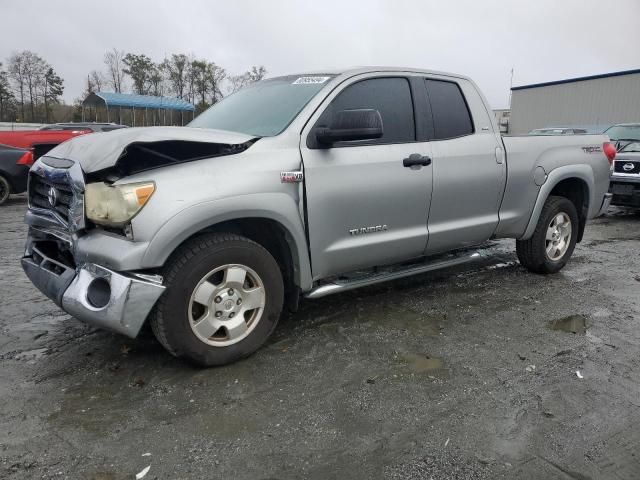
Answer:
[[300, 76, 433, 280]]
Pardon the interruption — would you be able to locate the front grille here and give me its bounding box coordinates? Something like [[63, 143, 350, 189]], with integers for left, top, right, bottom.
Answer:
[[614, 160, 640, 174], [29, 173, 74, 224]]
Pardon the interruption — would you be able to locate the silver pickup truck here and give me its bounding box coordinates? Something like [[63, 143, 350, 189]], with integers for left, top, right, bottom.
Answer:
[[21, 67, 614, 366]]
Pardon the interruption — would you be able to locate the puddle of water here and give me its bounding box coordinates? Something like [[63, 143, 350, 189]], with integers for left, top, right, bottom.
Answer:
[[401, 353, 445, 373], [549, 315, 587, 335]]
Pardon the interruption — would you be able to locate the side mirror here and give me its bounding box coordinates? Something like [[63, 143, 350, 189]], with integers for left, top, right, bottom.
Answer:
[[316, 109, 383, 145]]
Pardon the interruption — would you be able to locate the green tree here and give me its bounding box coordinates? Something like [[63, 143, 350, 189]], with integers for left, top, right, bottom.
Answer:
[[0, 63, 15, 121], [148, 62, 166, 97], [42, 67, 64, 122], [164, 53, 189, 99], [123, 53, 154, 95], [190, 59, 210, 109]]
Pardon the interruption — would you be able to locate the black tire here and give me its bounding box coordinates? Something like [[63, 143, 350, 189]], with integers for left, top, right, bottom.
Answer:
[[150, 233, 284, 367], [516, 195, 579, 274], [0, 175, 10, 205]]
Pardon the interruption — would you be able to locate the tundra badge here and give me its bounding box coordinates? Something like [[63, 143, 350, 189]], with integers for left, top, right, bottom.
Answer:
[[349, 225, 388, 236]]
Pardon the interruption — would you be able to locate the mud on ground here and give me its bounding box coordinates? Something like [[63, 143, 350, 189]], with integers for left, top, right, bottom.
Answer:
[[1, 195, 639, 479]]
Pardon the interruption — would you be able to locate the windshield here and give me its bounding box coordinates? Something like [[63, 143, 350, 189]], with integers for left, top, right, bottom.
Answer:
[[604, 125, 640, 141], [188, 75, 334, 137]]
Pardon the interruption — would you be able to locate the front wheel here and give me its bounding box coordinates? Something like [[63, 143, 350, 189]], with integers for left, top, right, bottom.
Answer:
[[516, 195, 579, 274], [150, 233, 284, 366]]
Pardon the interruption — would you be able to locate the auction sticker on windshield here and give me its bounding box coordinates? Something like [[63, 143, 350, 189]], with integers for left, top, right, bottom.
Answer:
[[292, 76, 330, 85]]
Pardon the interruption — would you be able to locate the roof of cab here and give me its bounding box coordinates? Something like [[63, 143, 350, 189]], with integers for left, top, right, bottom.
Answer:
[[286, 66, 471, 81]]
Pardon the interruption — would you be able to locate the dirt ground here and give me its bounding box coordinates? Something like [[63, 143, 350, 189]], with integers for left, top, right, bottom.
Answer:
[[1, 194, 639, 480]]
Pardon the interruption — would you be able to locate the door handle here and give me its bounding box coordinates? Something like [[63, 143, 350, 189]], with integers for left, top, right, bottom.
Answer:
[[403, 153, 432, 168]]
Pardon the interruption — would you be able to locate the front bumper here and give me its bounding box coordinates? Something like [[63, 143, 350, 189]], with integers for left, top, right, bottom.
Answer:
[[22, 241, 165, 338], [609, 177, 640, 208]]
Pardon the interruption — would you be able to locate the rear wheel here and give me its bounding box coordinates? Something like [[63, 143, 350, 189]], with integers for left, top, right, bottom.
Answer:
[[0, 175, 10, 205], [150, 233, 284, 367], [516, 195, 578, 274]]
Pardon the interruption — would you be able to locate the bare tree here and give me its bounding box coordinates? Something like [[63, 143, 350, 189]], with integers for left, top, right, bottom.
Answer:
[[8, 51, 47, 121], [185, 54, 197, 105], [247, 65, 267, 83], [104, 48, 125, 93], [89, 70, 106, 92], [207, 63, 226, 104], [7, 52, 28, 120], [228, 65, 267, 94]]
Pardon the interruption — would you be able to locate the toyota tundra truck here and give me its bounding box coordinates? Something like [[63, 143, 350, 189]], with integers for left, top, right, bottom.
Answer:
[[21, 67, 614, 366]]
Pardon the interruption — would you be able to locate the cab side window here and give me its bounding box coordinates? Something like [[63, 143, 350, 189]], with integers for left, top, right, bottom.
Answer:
[[425, 79, 474, 140], [316, 77, 415, 145]]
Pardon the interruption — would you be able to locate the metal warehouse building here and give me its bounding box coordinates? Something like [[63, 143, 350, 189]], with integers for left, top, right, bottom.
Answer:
[[509, 68, 640, 134]]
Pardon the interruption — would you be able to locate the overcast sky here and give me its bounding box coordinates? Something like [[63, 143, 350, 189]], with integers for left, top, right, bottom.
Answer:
[[3, 0, 639, 109]]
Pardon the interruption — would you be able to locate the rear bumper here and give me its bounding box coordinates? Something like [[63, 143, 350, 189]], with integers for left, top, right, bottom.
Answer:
[[22, 242, 165, 338], [598, 193, 613, 215]]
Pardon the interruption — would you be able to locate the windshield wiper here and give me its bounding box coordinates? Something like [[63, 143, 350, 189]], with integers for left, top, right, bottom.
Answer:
[[613, 139, 640, 151]]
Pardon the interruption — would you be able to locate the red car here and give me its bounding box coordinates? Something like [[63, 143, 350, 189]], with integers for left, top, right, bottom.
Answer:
[[0, 128, 91, 159]]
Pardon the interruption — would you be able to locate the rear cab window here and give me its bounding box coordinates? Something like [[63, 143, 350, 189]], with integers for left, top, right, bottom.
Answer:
[[424, 79, 474, 140]]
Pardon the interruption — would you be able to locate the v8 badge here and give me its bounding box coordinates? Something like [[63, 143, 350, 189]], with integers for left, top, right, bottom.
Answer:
[[280, 171, 304, 183]]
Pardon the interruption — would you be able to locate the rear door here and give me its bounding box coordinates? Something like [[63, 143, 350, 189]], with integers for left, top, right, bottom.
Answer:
[[421, 77, 506, 254], [300, 75, 434, 279]]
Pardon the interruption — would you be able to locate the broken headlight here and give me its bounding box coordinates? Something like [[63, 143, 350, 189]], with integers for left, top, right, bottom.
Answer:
[[85, 181, 155, 226]]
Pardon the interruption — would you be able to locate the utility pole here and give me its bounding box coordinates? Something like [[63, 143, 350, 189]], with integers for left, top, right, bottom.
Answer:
[[508, 68, 514, 108]]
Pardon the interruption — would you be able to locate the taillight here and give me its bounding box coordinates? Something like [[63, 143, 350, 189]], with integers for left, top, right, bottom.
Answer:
[[16, 150, 34, 166], [603, 142, 616, 165]]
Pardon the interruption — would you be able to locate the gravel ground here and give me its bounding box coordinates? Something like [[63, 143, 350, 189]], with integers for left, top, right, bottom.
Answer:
[[1, 194, 639, 480]]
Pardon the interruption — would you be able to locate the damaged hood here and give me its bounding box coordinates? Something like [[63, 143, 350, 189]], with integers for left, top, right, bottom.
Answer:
[[47, 126, 257, 174]]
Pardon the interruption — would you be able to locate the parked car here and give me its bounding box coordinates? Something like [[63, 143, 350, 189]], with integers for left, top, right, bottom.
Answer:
[[0, 128, 91, 160], [0, 144, 34, 205], [529, 127, 588, 135], [609, 141, 640, 208], [39, 122, 128, 133], [21, 67, 613, 366], [603, 123, 640, 151]]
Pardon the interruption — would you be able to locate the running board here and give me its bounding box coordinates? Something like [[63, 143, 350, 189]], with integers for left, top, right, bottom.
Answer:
[[305, 250, 486, 299]]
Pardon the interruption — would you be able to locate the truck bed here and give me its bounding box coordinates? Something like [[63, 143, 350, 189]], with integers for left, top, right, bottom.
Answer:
[[496, 134, 611, 239]]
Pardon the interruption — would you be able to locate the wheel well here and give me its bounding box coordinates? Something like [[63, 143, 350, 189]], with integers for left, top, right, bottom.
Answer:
[[549, 178, 589, 242], [176, 218, 299, 308]]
